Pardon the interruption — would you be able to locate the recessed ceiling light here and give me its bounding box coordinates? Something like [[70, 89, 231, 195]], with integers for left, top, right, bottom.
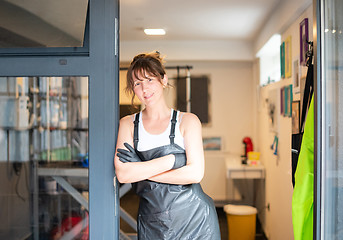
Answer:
[[144, 29, 166, 35]]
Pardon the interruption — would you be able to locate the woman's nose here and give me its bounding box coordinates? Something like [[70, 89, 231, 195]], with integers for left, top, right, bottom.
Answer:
[[141, 81, 148, 91]]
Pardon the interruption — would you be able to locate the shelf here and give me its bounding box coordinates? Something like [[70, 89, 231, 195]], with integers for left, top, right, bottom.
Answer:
[[37, 126, 89, 131], [0, 126, 88, 131], [38, 167, 88, 177], [0, 127, 34, 131]]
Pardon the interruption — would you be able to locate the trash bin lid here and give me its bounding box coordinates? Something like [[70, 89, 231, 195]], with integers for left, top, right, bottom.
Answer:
[[224, 204, 257, 215]]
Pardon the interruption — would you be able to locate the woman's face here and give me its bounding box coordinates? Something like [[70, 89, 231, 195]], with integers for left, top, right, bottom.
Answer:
[[132, 71, 167, 106]]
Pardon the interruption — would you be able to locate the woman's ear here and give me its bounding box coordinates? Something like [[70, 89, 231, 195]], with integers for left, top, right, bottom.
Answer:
[[162, 74, 168, 87]]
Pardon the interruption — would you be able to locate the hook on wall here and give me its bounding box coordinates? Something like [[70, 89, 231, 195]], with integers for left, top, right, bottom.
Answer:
[[306, 41, 313, 67]]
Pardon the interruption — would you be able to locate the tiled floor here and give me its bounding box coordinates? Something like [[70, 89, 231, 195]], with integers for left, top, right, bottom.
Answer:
[[120, 189, 268, 240]]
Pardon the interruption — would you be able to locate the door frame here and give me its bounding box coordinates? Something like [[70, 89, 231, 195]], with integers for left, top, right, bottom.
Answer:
[[0, 0, 120, 238], [313, 0, 322, 239]]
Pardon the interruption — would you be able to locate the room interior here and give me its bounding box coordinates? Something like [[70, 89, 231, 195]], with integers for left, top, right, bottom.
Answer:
[[0, 0, 316, 239], [119, 0, 313, 239]]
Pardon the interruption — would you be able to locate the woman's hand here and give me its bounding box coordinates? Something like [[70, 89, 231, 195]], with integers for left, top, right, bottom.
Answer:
[[117, 143, 142, 163], [117, 142, 185, 169], [172, 153, 187, 169]]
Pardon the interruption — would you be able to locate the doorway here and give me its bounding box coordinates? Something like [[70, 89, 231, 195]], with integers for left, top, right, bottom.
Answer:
[[0, 0, 120, 239]]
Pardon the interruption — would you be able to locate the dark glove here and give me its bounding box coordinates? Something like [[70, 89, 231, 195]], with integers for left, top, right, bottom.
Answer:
[[117, 143, 142, 163], [172, 153, 187, 169]]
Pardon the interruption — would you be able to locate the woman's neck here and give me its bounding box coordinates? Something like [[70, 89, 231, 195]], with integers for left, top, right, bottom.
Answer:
[[143, 103, 170, 121]]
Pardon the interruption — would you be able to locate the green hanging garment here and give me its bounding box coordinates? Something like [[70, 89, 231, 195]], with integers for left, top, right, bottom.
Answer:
[[292, 98, 314, 240]]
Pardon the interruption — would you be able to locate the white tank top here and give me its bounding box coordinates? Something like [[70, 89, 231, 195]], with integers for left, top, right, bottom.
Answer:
[[136, 109, 185, 151]]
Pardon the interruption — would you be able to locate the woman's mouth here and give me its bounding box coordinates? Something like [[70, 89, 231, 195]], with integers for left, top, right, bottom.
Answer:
[[144, 93, 153, 99]]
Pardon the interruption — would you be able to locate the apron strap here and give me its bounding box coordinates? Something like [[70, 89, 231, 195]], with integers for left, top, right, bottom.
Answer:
[[133, 112, 140, 149], [169, 110, 178, 144]]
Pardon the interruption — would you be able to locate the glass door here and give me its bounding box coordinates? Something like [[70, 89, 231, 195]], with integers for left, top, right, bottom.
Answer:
[[0, 76, 89, 239], [0, 0, 119, 238], [317, 0, 343, 238]]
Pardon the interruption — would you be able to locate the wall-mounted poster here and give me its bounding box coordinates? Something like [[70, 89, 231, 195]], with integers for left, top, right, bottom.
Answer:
[[280, 42, 285, 78], [285, 36, 292, 78], [293, 59, 300, 94], [288, 85, 293, 117], [283, 85, 293, 117], [300, 18, 309, 66], [203, 137, 222, 151], [292, 101, 300, 134], [280, 87, 285, 115], [284, 86, 289, 117]]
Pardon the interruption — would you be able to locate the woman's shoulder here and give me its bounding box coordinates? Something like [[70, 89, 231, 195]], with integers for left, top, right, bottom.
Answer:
[[119, 113, 136, 126], [179, 111, 200, 121], [178, 112, 201, 128], [178, 112, 202, 137]]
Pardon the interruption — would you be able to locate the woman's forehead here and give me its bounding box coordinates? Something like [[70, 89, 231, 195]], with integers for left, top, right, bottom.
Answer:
[[132, 69, 156, 81]]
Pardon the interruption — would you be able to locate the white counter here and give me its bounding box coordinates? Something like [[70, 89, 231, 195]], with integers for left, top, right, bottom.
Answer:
[[225, 155, 265, 179], [201, 152, 265, 204]]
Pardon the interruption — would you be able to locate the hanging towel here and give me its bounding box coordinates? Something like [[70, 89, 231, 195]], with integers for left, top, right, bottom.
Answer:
[[292, 97, 314, 240]]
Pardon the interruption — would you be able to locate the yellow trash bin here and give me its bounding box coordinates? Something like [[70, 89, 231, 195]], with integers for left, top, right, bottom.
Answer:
[[224, 204, 257, 240]]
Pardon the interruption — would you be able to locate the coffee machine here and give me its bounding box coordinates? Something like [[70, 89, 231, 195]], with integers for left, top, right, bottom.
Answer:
[[242, 137, 253, 164]]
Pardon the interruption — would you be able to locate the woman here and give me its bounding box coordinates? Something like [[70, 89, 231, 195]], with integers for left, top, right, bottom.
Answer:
[[114, 51, 220, 239]]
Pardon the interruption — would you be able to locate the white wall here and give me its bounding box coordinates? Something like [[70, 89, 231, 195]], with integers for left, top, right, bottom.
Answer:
[[165, 60, 254, 154], [120, 40, 254, 62], [253, 0, 312, 55], [254, 5, 313, 240], [166, 60, 254, 201]]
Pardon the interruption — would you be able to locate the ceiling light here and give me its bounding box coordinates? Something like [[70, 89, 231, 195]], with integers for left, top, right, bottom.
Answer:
[[144, 29, 166, 35]]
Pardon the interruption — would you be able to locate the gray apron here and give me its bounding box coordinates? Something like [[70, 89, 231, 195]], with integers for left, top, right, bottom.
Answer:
[[132, 110, 221, 240]]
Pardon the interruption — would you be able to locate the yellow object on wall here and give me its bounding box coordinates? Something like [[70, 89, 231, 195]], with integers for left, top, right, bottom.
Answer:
[[285, 35, 292, 78], [119, 70, 140, 105]]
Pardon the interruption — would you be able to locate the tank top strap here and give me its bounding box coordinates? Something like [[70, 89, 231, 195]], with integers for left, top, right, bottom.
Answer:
[[169, 109, 178, 144], [133, 112, 140, 149], [134, 109, 178, 149]]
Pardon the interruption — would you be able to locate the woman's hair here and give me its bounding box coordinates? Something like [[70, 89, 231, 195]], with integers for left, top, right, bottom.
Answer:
[[126, 51, 166, 104]]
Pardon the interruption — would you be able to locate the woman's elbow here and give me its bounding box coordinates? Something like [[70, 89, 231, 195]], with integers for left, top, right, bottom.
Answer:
[[115, 173, 125, 183], [115, 165, 136, 183], [114, 163, 131, 183], [191, 169, 204, 183], [115, 171, 131, 184], [194, 173, 204, 183]]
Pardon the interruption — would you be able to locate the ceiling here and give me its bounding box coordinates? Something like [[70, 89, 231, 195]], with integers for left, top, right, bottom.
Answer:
[[0, 0, 284, 60], [120, 0, 282, 42]]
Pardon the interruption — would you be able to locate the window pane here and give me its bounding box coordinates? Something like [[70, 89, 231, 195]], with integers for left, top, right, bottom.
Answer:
[[322, 0, 343, 238], [0, 76, 89, 239], [0, 0, 88, 48]]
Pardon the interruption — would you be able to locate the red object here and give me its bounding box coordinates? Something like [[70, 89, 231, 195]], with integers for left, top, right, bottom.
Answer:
[[51, 213, 89, 240], [243, 137, 253, 155]]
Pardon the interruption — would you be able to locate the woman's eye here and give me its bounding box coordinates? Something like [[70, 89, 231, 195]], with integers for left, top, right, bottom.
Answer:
[[148, 78, 153, 82], [134, 82, 140, 87]]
